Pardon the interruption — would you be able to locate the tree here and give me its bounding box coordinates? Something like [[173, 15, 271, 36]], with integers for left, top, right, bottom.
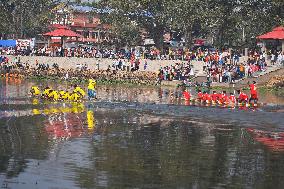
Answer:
[[0, 0, 15, 38], [87, 0, 171, 50], [85, 0, 283, 49], [110, 18, 142, 47], [0, 0, 60, 39], [206, 0, 284, 48], [166, 0, 210, 48]]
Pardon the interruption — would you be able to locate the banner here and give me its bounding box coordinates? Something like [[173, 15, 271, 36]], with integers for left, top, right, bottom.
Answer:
[[0, 40, 17, 47]]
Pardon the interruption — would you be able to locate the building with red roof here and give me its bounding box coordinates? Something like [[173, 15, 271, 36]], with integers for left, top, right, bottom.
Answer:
[[43, 25, 82, 47], [257, 26, 284, 52], [50, 4, 111, 46]]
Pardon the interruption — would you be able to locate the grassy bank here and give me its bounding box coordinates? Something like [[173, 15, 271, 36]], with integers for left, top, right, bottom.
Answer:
[[257, 86, 284, 96]]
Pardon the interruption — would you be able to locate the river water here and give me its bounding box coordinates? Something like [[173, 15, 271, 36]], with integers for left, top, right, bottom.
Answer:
[[0, 78, 284, 189]]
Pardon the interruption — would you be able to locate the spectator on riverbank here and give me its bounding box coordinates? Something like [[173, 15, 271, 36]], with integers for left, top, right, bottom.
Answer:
[[0, 55, 28, 71], [276, 52, 284, 66], [0, 45, 226, 62], [171, 49, 269, 84], [158, 62, 194, 81]]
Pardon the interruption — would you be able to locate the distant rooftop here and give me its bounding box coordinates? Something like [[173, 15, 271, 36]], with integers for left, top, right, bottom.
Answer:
[[71, 4, 93, 12]]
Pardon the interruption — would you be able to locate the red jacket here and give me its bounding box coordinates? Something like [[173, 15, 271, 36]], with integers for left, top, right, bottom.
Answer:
[[220, 94, 229, 103], [211, 93, 219, 101], [250, 84, 257, 95], [229, 95, 236, 103], [183, 92, 191, 100], [239, 92, 248, 101], [197, 92, 203, 100]]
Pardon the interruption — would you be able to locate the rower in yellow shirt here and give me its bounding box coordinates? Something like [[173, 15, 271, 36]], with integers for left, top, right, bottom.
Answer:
[[59, 90, 66, 100], [32, 109, 41, 115], [73, 84, 86, 98], [30, 86, 41, 97], [69, 92, 81, 102], [58, 90, 70, 101], [62, 91, 70, 101], [48, 90, 59, 101], [87, 79, 97, 100], [42, 87, 52, 99]]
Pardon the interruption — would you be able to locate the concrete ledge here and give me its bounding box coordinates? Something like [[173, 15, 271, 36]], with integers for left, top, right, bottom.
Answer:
[[6, 55, 204, 73], [161, 80, 183, 87]]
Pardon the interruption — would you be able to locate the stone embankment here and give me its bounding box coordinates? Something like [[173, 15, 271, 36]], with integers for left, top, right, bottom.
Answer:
[[6, 55, 204, 73], [6, 55, 282, 88], [2, 55, 204, 86]]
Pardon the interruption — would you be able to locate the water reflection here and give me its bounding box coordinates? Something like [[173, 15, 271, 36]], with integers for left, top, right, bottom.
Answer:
[[247, 128, 284, 152], [1, 106, 284, 188]]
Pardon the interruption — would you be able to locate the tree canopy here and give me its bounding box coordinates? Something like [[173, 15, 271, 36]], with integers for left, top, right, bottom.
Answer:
[[0, 0, 283, 48], [0, 0, 60, 39], [85, 0, 284, 49]]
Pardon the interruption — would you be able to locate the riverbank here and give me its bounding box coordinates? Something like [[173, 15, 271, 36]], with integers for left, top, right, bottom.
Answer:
[[0, 67, 186, 89], [2, 67, 284, 92], [0, 68, 158, 85], [2, 55, 284, 89]]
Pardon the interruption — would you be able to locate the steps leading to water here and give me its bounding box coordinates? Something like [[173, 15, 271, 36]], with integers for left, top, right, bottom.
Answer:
[[235, 66, 283, 84]]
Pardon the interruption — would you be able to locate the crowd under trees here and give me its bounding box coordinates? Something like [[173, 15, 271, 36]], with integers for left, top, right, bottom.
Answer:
[[0, 0, 283, 49]]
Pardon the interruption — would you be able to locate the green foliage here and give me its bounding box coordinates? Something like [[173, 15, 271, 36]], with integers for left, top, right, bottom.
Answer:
[[104, 13, 142, 47], [0, 0, 59, 38], [87, 0, 171, 49], [87, 0, 284, 49], [0, 0, 283, 48]]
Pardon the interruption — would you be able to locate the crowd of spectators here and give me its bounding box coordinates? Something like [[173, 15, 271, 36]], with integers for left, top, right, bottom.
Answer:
[[109, 59, 149, 72], [214, 50, 283, 84], [158, 49, 284, 84], [0, 55, 12, 71], [1, 44, 283, 63], [0, 56, 9, 64], [202, 50, 267, 84], [1, 45, 284, 85], [0, 45, 220, 61], [267, 50, 284, 66], [0, 55, 29, 71], [157, 62, 195, 83]]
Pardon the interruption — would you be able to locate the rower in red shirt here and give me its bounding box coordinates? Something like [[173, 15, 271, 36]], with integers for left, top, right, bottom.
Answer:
[[183, 89, 191, 101], [206, 93, 212, 103], [220, 91, 229, 104], [211, 91, 219, 104], [202, 91, 212, 104], [249, 81, 258, 104], [216, 92, 223, 104], [229, 93, 236, 104], [237, 90, 248, 104], [197, 90, 203, 102]]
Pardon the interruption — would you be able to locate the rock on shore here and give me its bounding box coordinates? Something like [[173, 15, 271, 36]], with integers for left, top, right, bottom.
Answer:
[[267, 75, 284, 88]]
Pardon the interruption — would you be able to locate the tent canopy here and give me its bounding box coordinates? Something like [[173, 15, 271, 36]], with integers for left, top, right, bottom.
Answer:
[[43, 26, 82, 38], [0, 40, 17, 47], [257, 26, 284, 40]]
